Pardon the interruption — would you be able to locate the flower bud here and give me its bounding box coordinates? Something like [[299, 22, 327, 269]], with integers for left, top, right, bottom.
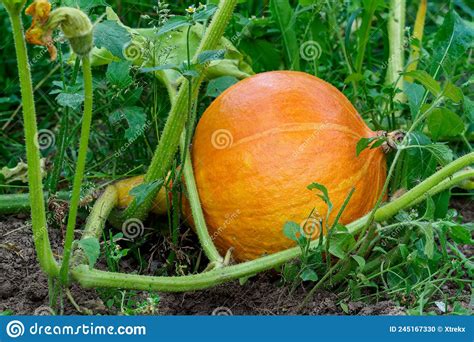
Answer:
[[46, 7, 93, 56], [25, 1, 93, 60]]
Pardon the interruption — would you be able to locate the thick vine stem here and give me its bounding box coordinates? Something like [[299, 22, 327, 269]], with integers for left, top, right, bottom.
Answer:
[[375, 152, 473, 221], [70, 153, 472, 291], [405, 0, 427, 79], [182, 143, 223, 264], [59, 56, 94, 284], [121, 0, 238, 223], [386, 0, 406, 103], [6, 6, 58, 277], [71, 186, 118, 267]]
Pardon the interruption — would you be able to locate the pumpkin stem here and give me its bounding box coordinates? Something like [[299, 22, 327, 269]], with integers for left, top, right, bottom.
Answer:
[[380, 130, 406, 153]]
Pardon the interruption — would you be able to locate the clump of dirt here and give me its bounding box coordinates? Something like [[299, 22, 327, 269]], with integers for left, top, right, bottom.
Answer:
[[158, 276, 405, 315], [0, 215, 110, 315]]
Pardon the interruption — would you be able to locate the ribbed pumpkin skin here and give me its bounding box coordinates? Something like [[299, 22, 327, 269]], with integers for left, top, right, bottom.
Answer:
[[191, 71, 386, 261]]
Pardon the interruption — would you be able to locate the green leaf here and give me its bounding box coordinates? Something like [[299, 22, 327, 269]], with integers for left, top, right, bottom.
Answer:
[[78, 237, 100, 269], [356, 137, 383, 157], [328, 232, 356, 259], [419, 224, 435, 259], [157, 16, 191, 35], [443, 81, 463, 103], [94, 21, 131, 59], [106, 61, 133, 88], [56, 93, 84, 110], [140, 64, 180, 73], [402, 132, 438, 188], [352, 255, 366, 270], [129, 179, 164, 207], [110, 106, 147, 141], [421, 143, 454, 166], [430, 10, 474, 77], [270, 0, 300, 70], [282, 263, 299, 281], [356, 137, 371, 156], [448, 225, 473, 244], [344, 73, 364, 84], [91, 18, 254, 92], [427, 108, 465, 140], [205, 76, 238, 97], [193, 5, 217, 21], [283, 221, 300, 241], [239, 39, 280, 73], [197, 49, 226, 64], [404, 70, 441, 97], [63, 0, 107, 13], [307, 182, 332, 211], [124, 87, 143, 106], [300, 268, 318, 282], [404, 81, 425, 119], [299, 0, 316, 5], [182, 69, 200, 78], [422, 197, 436, 220]]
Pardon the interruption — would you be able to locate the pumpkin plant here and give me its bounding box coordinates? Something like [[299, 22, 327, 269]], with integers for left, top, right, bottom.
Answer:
[[0, 0, 472, 311]]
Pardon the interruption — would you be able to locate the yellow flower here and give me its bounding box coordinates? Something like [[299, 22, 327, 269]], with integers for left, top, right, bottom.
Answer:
[[25, 0, 57, 60], [25, 1, 93, 60], [185, 5, 196, 14]]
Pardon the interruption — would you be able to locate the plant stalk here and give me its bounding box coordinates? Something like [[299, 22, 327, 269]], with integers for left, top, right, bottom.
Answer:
[[405, 0, 427, 80], [386, 0, 406, 103], [121, 0, 238, 223], [59, 56, 94, 284], [6, 7, 58, 277], [182, 144, 223, 264], [71, 186, 118, 267], [0, 191, 71, 214]]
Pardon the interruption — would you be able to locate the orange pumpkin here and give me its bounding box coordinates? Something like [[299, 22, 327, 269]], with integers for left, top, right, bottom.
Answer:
[[114, 175, 169, 215], [190, 71, 387, 261]]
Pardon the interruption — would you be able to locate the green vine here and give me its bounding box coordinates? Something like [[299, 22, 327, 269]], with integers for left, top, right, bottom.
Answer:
[[121, 0, 239, 222], [3, 0, 59, 277], [70, 152, 473, 292], [59, 56, 94, 284]]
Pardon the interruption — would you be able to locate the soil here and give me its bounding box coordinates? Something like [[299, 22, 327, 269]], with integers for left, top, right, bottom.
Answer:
[[0, 197, 472, 316]]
